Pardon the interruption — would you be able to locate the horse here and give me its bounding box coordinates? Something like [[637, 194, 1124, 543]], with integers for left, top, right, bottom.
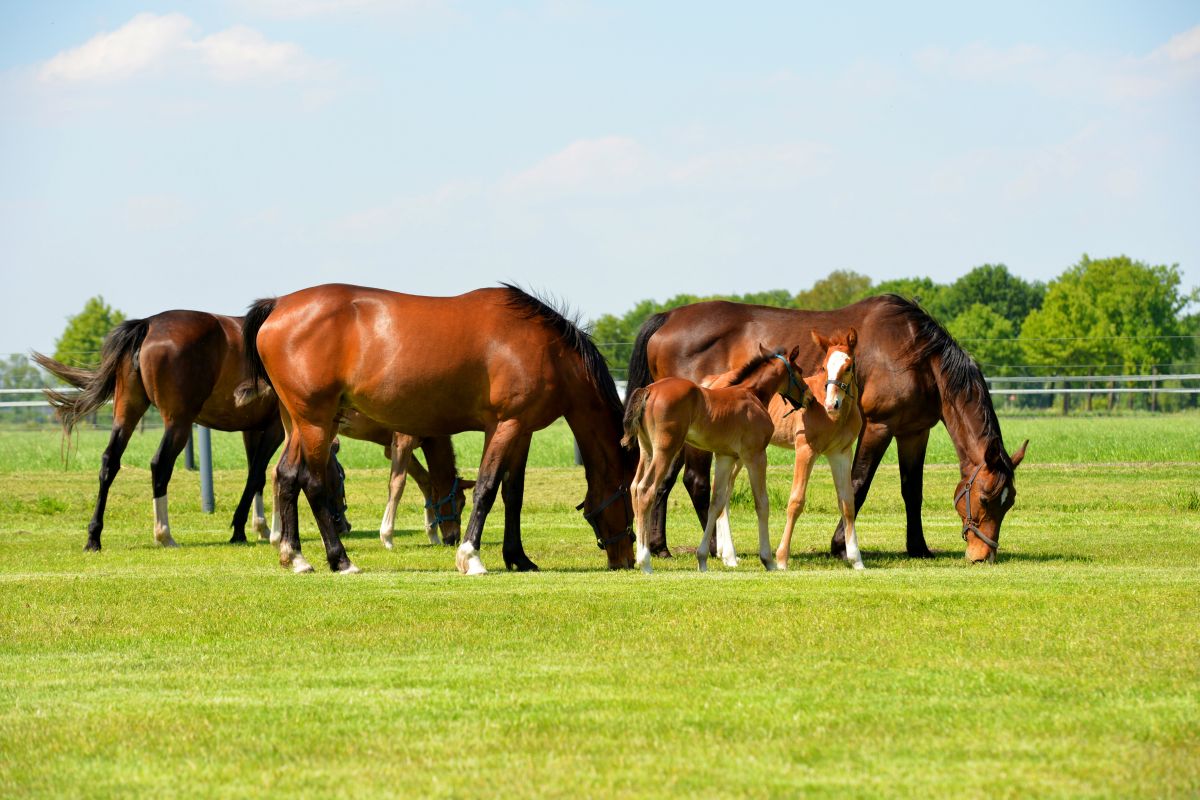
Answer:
[[626, 295, 1028, 563], [707, 330, 865, 569], [33, 310, 348, 550], [336, 411, 474, 548], [238, 283, 637, 575], [622, 345, 808, 573]]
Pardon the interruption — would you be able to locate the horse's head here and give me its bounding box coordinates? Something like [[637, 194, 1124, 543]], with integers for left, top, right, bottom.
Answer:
[[753, 343, 807, 412], [578, 485, 636, 570], [427, 476, 475, 545], [955, 439, 1028, 562], [810, 328, 858, 422]]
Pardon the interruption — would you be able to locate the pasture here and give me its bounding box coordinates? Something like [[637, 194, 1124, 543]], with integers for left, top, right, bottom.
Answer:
[[1, 414, 1198, 798]]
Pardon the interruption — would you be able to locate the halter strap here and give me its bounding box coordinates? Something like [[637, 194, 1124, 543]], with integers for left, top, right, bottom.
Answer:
[[772, 354, 808, 416], [576, 485, 635, 549], [954, 463, 999, 551], [425, 474, 461, 529]]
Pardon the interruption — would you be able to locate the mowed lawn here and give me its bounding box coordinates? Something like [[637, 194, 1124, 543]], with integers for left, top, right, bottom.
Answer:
[[0, 415, 1198, 798]]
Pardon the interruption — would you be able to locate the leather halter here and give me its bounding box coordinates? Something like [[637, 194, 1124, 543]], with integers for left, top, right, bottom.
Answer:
[[954, 463, 999, 551], [425, 475, 461, 529], [773, 354, 809, 415], [576, 485, 635, 550]]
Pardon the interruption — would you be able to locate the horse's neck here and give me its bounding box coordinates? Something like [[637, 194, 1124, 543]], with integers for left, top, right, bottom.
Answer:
[[565, 400, 628, 493], [739, 364, 784, 407], [937, 376, 996, 471]]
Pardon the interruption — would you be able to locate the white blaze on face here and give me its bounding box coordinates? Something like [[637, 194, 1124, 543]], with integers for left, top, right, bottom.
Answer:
[[824, 350, 851, 409]]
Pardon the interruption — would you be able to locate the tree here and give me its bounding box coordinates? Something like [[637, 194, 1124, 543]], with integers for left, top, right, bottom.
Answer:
[[794, 270, 872, 310], [54, 296, 126, 368], [0, 354, 46, 389], [857, 276, 950, 319], [940, 264, 1045, 333], [946, 304, 1020, 374]]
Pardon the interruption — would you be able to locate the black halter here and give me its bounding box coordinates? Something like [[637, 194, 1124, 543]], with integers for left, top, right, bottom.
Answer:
[[576, 485, 635, 550], [773, 354, 809, 416], [954, 463, 999, 551], [425, 475, 461, 529]]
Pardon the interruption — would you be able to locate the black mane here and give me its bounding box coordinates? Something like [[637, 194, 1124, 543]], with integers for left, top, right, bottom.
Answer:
[[500, 283, 624, 421], [876, 294, 1010, 468], [726, 348, 784, 387]]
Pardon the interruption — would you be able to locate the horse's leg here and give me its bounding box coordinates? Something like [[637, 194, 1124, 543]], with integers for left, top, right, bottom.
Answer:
[[896, 429, 933, 558], [682, 444, 714, 532], [831, 421, 891, 557], [402, 452, 436, 541], [634, 440, 678, 575], [254, 417, 283, 541], [231, 421, 283, 543], [273, 438, 311, 573], [631, 447, 650, 572], [86, 391, 149, 551], [293, 424, 358, 573], [715, 460, 743, 567], [500, 432, 537, 572], [456, 420, 522, 576], [829, 448, 864, 570], [743, 450, 776, 570], [148, 420, 193, 548], [380, 433, 415, 549], [698, 455, 736, 573], [645, 447, 684, 558], [776, 441, 816, 569]]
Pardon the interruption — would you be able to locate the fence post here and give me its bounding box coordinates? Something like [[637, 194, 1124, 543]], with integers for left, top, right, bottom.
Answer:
[[197, 426, 215, 514], [184, 430, 195, 471]]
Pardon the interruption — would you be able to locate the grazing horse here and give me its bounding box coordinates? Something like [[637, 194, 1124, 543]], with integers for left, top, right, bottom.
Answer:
[[623, 346, 808, 573], [336, 411, 474, 548], [33, 311, 346, 550], [239, 283, 636, 575], [626, 295, 1028, 562]]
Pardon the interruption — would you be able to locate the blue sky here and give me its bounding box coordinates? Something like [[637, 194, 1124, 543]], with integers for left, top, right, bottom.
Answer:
[[2, 1, 1197, 355]]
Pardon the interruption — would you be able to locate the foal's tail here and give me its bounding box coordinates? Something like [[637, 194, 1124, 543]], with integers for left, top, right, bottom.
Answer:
[[624, 311, 669, 414], [235, 297, 277, 406], [621, 387, 649, 449], [31, 318, 150, 436]]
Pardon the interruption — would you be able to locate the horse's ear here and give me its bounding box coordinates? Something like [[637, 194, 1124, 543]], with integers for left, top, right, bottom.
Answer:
[[758, 342, 772, 357], [789, 345, 800, 362], [1010, 439, 1029, 469], [810, 330, 828, 350], [460, 479, 477, 490], [846, 327, 858, 351]]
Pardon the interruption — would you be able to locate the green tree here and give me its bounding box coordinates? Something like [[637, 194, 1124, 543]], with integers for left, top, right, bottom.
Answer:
[[857, 276, 950, 319], [54, 296, 126, 368], [940, 264, 1045, 332], [0, 354, 46, 389], [794, 270, 872, 310], [946, 304, 1020, 374]]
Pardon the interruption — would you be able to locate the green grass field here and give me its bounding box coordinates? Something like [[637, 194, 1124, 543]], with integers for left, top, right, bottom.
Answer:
[[1, 414, 1198, 798]]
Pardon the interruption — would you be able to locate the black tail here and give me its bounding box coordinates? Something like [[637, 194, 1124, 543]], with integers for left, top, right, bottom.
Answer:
[[31, 319, 150, 435], [236, 297, 277, 406], [624, 311, 669, 413]]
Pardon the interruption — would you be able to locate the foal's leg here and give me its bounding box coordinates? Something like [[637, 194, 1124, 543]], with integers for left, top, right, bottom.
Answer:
[[634, 438, 678, 574], [456, 419, 523, 575], [698, 455, 736, 573], [776, 442, 816, 569], [829, 448, 864, 570], [85, 388, 149, 551], [379, 433, 415, 549], [743, 450, 777, 570], [715, 460, 743, 567], [149, 419, 194, 548], [500, 432, 537, 572]]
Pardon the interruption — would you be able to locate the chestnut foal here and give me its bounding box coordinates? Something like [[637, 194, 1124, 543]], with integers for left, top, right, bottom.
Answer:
[[622, 346, 808, 573]]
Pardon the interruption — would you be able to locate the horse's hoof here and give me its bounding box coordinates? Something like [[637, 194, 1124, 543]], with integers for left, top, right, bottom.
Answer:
[[156, 533, 179, 548], [229, 531, 248, 544], [504, 556, 539, 572], [338, 563, 361, 575], [650, 546, 673, 558], [697, 558, 708, 573], [269, 530, 282, 547], [426, 531, 441, 546], [290, 555, 314, 574], [722, 556, 739, 568], [851, 561, 865, 571], [908, 547, 935, 559], [762, 558, 778, 571], [776, 560, 789, 571], [253, 519, 271, 540], [380, 534, 394, 550], [83, 539, 101, 552], [456, 542, 487, 575]]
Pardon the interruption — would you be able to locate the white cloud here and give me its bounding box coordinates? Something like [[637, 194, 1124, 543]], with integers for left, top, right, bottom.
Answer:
[[37, 13, 317, 84], [1155, 25, 1200, 64], [505, 137, 655, 196]]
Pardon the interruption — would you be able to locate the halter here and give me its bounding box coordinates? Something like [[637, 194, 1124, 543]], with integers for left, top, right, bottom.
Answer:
[[773, 354, 808, 415], [954, 463, 999, 551], [425, 475, 461, 530], [576, 485, 635, 550]]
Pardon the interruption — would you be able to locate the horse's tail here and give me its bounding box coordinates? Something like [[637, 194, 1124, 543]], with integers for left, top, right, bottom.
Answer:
[[31, 318, 150, 435], [621, 387, 649, 449], [624, 311, 669, 413], [235, 297, 277, 406]]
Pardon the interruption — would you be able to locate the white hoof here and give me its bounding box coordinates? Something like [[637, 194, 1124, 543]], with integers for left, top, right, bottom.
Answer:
[[253, 518, 271, 541], [339, 563, 362, 574], [380, 531, 394, 550], [635, 545, 653, 574], [722, 555, 739, 568], [851, 561, 865, 571], [776, 560, 789, 571], [291, 554, 314, 574], [269, 529, 282, 548], [456, 542, 487, 575], [154, 529, 179, 548]]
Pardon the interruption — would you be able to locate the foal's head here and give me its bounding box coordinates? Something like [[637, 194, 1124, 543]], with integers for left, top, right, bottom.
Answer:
[[810, 328, 858, 422]]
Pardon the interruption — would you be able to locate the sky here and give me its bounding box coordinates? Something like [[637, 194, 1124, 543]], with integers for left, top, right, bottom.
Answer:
[[1, 1, 1198, 355]]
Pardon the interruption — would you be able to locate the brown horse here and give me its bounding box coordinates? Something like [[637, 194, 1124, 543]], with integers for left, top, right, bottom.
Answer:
[[239, 283, 636, 575], [33, 311, 346, 550], [336, 411, 473, 548], [627, 295, 1028, 563], [623, 346, 808, 573]]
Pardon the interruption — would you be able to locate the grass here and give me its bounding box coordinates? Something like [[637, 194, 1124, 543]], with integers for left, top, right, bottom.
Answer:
[[0, 415, 1198, 798]]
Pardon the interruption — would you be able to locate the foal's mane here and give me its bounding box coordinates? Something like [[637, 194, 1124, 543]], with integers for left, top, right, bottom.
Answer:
[[726, 348, 783, 387], [877, 294, 1010, 468], [499, 283, 624, 422]]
